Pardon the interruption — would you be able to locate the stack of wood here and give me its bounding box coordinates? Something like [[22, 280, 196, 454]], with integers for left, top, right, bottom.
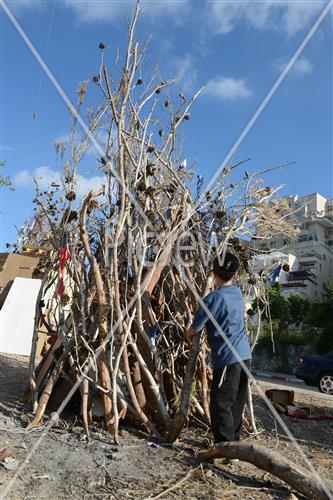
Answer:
[[23, 4, 295, 446], [19, 6, 333, 498]]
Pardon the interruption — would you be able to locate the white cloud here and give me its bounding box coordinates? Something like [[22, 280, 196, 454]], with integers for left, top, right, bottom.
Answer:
[[281, 1, 326, 36], [14, 169, 33, 187], [292, 57, 314, 76], [172, 53, 198, 94], [64, 0, 189, 24], [6, 0, 190, 24], [210, 0, 272, 34], [13, 166, 105, 198], [0, 145, 13, 152], [274, 56, 314, 77], [205, 76, 253, 101], [6, 0, 40, 6], [54, 130, 111, 158], [63, 0, 131, 23], [209, 0, 325, 36], [141, 0, 190, 20], [5, 0, 43, 13]]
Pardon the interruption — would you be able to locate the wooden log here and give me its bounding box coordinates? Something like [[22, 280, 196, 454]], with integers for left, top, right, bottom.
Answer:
[[98, 354, 113, 431], [81, 377, 90, 440], [28, 273, 48, 412], [22, 337, 60, 403], [80, 189, 113, 431], [35, 337, 62, 390], [199, 349, 210, 425], [129, 336, 171, 431], [130, 356, 147, 409], [198, 442, 333, 500], [165, 334, 200, 442], [26, 354, 66, 429], [246, 383, 257, 434], [123, 345, 161, 439]]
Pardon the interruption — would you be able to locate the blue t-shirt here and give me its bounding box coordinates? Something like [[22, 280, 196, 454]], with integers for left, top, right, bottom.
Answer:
[[191, 285, 251, 370]]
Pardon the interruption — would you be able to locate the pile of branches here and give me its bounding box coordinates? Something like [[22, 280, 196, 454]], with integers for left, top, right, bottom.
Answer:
[[24, 4, 295, 446]]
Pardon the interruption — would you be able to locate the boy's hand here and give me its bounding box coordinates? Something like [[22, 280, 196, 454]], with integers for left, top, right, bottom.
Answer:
[[185, 326, 197, 344]]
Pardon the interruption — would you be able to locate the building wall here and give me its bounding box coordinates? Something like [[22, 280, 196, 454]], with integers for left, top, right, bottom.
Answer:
[[325, 198, 333, 218], [252, 193, 333, 300], [0, 253, 42, 309]]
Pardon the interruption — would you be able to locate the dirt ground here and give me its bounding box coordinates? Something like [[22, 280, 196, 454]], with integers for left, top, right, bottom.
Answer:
[[1, 353, 333, 500]]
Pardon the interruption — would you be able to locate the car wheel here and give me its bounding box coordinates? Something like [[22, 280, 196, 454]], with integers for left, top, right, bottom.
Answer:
[[318, 373, 333, 395]]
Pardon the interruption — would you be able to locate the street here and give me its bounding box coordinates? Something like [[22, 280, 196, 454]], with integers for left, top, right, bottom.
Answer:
[[254, 371, 333, 402]]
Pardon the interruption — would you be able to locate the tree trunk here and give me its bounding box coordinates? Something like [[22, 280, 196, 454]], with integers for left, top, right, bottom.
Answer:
[[199, 441, 333, 500]]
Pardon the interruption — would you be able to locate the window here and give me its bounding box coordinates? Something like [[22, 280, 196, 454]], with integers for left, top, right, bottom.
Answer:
[[298, 235, 308, 242], [323, 254, 326, 261]]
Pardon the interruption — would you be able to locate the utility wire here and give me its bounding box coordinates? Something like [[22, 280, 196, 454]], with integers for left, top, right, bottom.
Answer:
[[25, 0, 56, 162]]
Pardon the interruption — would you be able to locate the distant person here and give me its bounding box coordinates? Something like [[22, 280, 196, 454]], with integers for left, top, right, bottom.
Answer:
[[185, 251, 251, 444]]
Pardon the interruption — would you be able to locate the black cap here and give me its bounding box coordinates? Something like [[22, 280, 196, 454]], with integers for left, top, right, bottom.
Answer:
[[212, 252, 239, 278]]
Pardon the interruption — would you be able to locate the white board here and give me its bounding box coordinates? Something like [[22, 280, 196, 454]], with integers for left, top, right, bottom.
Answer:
[[0, 277, 41, 356]]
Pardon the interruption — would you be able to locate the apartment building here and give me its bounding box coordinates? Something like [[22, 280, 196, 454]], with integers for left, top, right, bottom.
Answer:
[[252, 193, 333, 300]]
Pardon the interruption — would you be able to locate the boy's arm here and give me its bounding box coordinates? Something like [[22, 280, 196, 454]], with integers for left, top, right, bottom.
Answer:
[[184, 294, 214, 344]]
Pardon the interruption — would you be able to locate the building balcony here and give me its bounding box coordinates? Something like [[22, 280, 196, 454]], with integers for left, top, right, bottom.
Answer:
[[281, 282, 308, 289], [292, 239, 325, 251], [298, 250, 322, 262], [297, 233, 318, 243], [287, 270, 318, 285]]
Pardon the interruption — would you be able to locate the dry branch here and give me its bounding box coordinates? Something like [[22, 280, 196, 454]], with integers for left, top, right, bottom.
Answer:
[[199, 442, 333, 500]]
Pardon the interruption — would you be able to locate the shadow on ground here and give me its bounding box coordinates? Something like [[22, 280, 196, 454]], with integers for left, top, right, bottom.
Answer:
[[0, 353, 29, 406]]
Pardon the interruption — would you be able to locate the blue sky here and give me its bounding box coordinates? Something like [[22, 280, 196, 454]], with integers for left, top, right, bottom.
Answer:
[[0, 0, 332, 249]]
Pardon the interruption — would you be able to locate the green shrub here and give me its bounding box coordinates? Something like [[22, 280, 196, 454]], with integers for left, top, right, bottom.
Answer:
[[279, 331, 310, 345], [256, 334, 274, 349], [315, 322, 333, 355], [256, 329, 313, 348], [287, 294, 311, 326]]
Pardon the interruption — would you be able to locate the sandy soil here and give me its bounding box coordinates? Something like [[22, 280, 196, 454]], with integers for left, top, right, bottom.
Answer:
[[1, 353, 333, 499]]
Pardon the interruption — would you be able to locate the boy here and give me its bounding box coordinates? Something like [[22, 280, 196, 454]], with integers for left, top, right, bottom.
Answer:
[[186, 252, 251, 444]]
